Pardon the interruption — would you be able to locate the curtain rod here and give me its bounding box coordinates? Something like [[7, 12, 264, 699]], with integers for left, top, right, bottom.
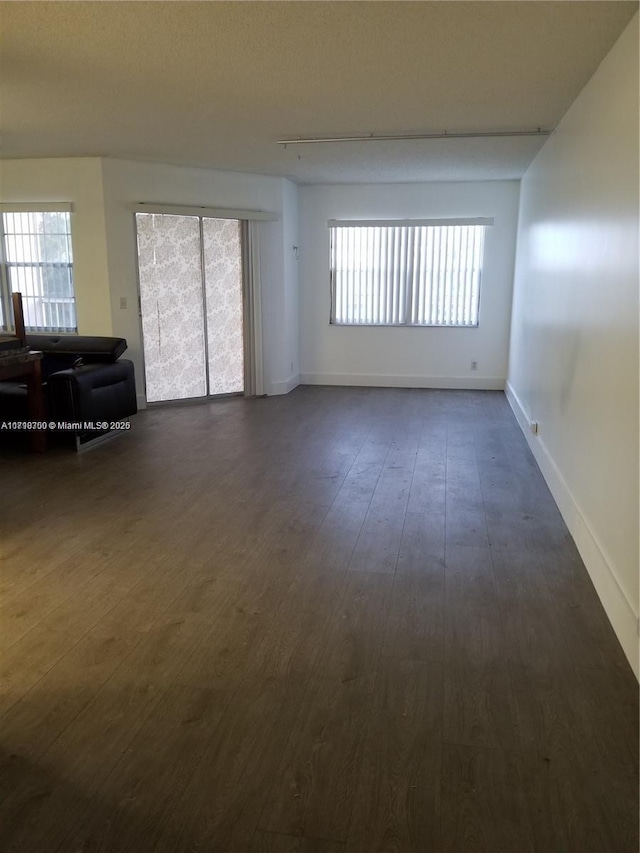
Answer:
[[277, 129, 551, 145], [328, 217, 494, 228], [130, 203, 278, 221]]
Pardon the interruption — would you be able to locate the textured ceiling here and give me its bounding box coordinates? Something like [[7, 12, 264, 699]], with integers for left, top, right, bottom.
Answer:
[[1, 1, 637, 183]]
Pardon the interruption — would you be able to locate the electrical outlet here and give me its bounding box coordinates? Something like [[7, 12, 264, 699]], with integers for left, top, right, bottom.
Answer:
[[471, 360, 478, 371], [119, 296, 127, 310]]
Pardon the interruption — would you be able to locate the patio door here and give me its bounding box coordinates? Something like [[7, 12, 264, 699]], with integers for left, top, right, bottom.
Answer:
[[135, 213, 244, 403]]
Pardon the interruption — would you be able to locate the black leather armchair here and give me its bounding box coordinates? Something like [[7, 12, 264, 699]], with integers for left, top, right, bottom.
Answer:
[[48, 360, 137, 427], [0, 334, 137, 448]]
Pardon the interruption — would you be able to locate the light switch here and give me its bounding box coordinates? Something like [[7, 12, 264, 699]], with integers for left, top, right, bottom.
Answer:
[[119, 297, 127, 310]]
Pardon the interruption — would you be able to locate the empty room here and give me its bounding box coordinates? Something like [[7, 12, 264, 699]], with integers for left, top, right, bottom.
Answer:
[[0, 2, 638, 852]]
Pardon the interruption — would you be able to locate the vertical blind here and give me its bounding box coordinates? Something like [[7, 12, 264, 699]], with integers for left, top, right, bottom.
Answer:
[[0, 210, 76, 333], [329, 219, 489, 326]]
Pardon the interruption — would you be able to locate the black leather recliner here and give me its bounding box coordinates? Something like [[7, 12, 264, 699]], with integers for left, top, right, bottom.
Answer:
[[0, 334, 137, 448]]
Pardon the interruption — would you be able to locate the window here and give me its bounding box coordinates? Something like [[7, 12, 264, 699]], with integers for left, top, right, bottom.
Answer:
[[329, 218, 491, 327], [0, 207, 76, 333]]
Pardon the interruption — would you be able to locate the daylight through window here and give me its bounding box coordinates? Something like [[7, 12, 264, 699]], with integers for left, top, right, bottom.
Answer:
[[329, 220, 488, 327], [0, 209, 76, 333]]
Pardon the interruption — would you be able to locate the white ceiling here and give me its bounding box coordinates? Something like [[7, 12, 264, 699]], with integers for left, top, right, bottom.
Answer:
[[1, 1, 637, 184]]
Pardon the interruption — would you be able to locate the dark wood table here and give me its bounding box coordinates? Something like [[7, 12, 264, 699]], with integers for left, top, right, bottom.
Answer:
[[0, 350, 47, 452]]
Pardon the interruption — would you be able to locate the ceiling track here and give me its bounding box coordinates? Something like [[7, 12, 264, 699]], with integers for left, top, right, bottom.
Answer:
[[277, 129, 552, 145]]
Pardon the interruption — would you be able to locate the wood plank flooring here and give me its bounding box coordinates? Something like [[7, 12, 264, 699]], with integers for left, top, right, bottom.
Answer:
[[0, 386, 637, 852]]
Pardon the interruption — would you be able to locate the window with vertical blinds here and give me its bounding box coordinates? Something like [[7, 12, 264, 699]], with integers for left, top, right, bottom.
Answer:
[[329, 219, 490, 327], [0, 208, 76, 333]]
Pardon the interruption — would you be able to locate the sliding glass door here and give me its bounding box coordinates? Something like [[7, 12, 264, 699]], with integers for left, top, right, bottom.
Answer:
[[202, 218, 244, 395], [135, 213, 244, 403], [136, 214, 207, 402]]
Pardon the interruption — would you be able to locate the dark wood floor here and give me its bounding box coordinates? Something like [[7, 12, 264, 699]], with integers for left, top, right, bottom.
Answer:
[[0, 387, 637, 852]]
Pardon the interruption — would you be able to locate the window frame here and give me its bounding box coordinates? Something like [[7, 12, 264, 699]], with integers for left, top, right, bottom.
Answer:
[[0, 203, 77, 334], [328, 217, 492, 329]]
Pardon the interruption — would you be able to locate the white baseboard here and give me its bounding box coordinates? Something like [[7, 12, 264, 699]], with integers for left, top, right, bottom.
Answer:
[[268, 374, 300, 396], [505, 381, 639, 679], [298, 372, 505, 390]]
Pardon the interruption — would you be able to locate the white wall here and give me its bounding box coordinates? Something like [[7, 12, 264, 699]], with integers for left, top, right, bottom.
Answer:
[[298, 181, 520, 389], [281, 179, 300, 392], [507, 15, 639, 677], [262, 178, 301, 394], [0, 158, 113, 335]]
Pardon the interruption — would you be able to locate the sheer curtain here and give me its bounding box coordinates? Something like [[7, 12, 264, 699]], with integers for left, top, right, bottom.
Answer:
[[136, 213, 207, 403], [202, 218, 244, 395], [135, 209, 267, 403]]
